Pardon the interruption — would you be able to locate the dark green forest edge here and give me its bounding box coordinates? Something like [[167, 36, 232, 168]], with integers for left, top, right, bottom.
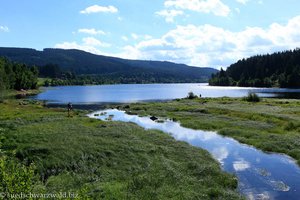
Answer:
[[209, 49, 300, 88], [0, 58, 38, 91]]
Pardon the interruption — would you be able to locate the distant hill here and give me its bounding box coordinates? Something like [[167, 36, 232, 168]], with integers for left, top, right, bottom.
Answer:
[[209, 49, 300, 88], [0, 47, 217, 84]]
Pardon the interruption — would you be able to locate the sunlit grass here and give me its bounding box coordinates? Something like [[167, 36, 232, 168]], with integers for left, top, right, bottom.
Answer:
[[121, 97, 300, 165], [0, 99, 243, 199]]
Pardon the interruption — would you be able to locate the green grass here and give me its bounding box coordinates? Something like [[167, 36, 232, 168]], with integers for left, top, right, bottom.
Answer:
[[37, 78, 51, 87], [120, 97, 300, 165], [0, 100, 243, 199], [0, 89, 41, 101]]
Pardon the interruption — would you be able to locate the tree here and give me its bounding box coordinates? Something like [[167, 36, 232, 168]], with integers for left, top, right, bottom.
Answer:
[[0, 57, 38, 90], [209, 49, 300, 88]]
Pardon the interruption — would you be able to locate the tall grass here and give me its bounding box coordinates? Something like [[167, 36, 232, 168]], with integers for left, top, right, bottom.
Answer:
[[0, 100, 243, 199]]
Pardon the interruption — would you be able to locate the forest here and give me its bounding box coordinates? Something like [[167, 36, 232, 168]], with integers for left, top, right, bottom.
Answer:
[[38, 64, 209, 86], [0, 57, 38, 91], [0, 47, 217, 85], [209, 49, 300, 88]]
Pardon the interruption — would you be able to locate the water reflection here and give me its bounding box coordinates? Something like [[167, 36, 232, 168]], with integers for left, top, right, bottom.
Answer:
[[33, 84, 300, 104], [233, 160, 251, 172], [88, 109, 300, 200]]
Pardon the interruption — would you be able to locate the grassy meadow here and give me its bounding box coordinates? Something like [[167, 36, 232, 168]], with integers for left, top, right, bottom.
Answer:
[[0, 99, 243, 199], [120, 97, 300, 166]]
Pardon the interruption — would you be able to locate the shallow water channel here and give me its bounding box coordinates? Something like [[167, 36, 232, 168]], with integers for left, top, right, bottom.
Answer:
[[88, 109, 300, 200]]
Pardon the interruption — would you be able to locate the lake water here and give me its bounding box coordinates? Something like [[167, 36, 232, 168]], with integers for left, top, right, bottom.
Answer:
[[89, 109, 300, 200], [33, 83, 300, 104]]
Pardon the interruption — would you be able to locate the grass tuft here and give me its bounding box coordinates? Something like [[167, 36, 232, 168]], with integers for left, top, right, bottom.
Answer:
[[243, 93, 261, 102]]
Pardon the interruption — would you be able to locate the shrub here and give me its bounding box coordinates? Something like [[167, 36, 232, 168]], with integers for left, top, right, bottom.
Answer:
[[187, 92, 198, 99], [243, 93, 260, 102], [0, 157, 36, 196]]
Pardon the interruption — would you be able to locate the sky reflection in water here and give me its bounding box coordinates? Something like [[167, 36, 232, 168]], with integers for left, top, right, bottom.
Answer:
[[34, 84, 300, 104], [89, 109, 300, 200]]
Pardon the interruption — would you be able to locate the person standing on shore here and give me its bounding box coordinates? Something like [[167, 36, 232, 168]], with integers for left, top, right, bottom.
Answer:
[[67, 102, 73, 117]]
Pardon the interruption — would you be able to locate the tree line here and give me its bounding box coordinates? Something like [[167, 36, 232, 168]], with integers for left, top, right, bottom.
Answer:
[[209, 49, 300, 88], [0, 57, 38, 91], [38, 64, 209, 86]]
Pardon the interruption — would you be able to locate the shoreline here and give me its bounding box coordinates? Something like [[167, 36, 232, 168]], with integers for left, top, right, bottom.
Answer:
[[116, 97, 300, 166]]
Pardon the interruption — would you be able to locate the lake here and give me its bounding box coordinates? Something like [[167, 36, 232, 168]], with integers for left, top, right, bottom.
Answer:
[[32, 83, 300, 199], [33, 83, 300, 104], [89, 109, 300, 200]]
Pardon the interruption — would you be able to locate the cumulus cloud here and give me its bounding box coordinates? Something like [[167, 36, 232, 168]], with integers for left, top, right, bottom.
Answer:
[[0, 26, 9, 32], [55, 37, 110, 55], [82, 37, 111, 47], [116, 16, 300, 68], [130, 33, 153, 40], [121, 36, 129, 41], [156, 10, 184, 23], [236, 0, 249, 5], [80, 5, 118, 14], [54, 42, 103, 55], [78, 28, 105, 35], [131, 33, 139, 40], [164, 0, 230, 17]]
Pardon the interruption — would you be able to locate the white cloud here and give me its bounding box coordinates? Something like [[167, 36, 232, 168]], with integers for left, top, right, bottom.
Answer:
[[156, 10, 184, 23], [121, 36, 129, 41], [115, 16, 300, 68], [55, 37, 111, 55], [80, 5, 118, 14], [144, 35, 153, 40], [0, 26, 9, 32], [82, 37, 111, 47], [131, 33, 139, 40], [54, 42, 103, 55], [78, 28, 105, 35], [130, 33, 152, 40], [236, 0, 249, 5], [164, 0, 230, 17]]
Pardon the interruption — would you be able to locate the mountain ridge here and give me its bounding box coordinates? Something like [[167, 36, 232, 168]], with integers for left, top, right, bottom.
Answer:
[[0, 47, 217, 83]]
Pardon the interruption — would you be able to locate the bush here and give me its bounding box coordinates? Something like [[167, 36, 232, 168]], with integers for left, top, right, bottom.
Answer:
[[243, 93, 261, 102], [0, 157, 36, 196], [187, 92, 198, 99]]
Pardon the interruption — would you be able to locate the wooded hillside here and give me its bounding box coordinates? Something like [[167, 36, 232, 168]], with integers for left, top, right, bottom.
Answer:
[[209, 49, 300, 88]]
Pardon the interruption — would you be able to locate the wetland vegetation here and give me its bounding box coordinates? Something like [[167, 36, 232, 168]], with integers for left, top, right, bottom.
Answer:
[[120, 97, 300, 166], [0, 98, 243, 199]]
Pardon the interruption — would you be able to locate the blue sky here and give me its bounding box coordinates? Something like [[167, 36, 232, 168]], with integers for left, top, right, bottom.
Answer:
[[1, 0, 300, 68]]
